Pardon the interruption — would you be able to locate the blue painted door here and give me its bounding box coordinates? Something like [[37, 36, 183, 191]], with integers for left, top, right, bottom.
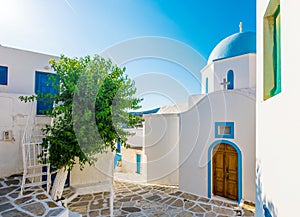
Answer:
[[35, 71, 58, 115], [114, 154, 122, 169], [117, 140, 121, 153], [136, 154, 141, 174]]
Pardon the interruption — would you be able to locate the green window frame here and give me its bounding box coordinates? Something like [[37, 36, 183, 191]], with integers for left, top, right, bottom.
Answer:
[[270, 6, 281, 97], [263, 0, 281, 100]]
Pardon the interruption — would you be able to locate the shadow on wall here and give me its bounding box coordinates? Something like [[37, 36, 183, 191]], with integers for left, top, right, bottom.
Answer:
[[256, 160, 278, 217]]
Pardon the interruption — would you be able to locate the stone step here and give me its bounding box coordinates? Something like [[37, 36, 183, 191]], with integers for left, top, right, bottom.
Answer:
[[68, 211, 82, 217], [23, 181, 48, 188]]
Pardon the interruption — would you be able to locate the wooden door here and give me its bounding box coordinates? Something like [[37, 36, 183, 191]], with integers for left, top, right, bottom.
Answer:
[[213, 143, 238, 200]]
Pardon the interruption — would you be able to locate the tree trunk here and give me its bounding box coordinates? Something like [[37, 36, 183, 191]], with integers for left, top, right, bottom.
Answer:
[[50, 167, 69, 200]]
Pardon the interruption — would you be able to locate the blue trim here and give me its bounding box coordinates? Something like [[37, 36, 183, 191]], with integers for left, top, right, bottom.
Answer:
[[114, 153, 122, 169], [0, 66, 8, 85], [205, 77, 209, 93], [116, 140, 121, 153], [263, 205, 273, 217], [207, 140, 242, 203], [136, 154, 141, 174], [215, 122, 234, 139], [227, 70, 234, 90]]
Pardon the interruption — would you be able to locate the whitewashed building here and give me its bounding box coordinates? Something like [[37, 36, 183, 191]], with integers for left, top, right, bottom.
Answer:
[[144, 30, 256, 203], [256, 0, 300, 216], [0, 46, 112, 192], [0, 45, 57, 177]]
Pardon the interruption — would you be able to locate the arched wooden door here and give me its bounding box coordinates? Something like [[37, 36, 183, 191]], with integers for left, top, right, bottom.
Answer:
[[212, 143, 238, 200]]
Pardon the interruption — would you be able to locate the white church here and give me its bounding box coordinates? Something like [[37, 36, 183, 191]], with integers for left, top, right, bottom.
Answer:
[[143, 29, 256, 204]]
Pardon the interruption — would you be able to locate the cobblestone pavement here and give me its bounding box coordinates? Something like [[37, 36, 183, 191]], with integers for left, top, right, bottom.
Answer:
[[0, 175, 255, 217], [66, 181, 255, 217], [0, 175, 67, 217]]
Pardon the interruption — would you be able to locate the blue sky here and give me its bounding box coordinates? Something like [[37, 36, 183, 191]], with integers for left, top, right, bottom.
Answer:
[[0, 0, 256, 110]]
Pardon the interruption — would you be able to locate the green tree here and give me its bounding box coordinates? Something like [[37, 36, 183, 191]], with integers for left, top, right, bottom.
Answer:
[[21, 55, 142, 200]]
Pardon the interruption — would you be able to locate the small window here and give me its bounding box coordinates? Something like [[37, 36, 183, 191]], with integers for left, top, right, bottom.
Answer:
[[0, 66, 8, 85], [264, 0, 281, 100], [227, 70, 234, 90], [215, 122, 234, 139], [205, 77, 209, 93], [218, 126, 231, 135]]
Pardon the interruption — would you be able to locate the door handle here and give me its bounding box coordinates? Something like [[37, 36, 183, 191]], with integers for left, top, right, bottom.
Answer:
[[225, 167, 229, 179]]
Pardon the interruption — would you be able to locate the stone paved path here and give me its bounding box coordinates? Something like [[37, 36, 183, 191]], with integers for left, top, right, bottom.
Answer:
[[0, 174, 255, 217], [0, 175, 67, 217], [65, 181, 255, 217]]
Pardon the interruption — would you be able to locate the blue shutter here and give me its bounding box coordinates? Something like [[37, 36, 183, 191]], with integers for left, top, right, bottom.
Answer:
[[35, 72, 58, 115], [0, 66, 8, 85]]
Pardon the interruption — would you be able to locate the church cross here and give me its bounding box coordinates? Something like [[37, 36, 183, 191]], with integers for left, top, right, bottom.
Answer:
[[239, 22, 243, 33], [220, 78, 230, 90]]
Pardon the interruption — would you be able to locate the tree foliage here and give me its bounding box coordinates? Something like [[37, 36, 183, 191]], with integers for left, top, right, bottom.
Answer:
[[21, 55, 142, 170]]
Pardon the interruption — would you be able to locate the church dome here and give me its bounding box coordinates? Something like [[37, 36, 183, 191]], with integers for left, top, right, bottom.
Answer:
[[208, 31, 256, 63]]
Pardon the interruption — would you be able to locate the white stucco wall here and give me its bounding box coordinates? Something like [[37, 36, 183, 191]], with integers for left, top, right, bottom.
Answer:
[[213, 54, 256, 92], [179, 91, 256, 202], [0, 93, 52, 177], [117, 128, 146, 176], [0, 93, 30, 177], [188, 94, 206, 108], [201, 64, 214, 93], [0, 46, 57, 177], [70, 152, 113, 186], [256, 1, 300, 216], [144, 113, 179, 185], [120, 148, 144, 174], [126, 128, 143, 148], [0, 46, 58, 95]]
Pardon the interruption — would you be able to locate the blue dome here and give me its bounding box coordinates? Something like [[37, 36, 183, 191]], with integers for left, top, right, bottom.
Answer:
[[208, 32, 256, 63]]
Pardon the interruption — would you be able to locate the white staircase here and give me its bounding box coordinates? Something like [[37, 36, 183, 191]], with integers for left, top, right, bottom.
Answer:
[[20, 102, 51, 196]]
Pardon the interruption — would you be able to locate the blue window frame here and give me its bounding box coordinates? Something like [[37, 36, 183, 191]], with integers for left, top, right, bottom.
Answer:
[[215, 122, 234, 139], [0, 66, 8, 85], [205, 77, 209, 93]]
